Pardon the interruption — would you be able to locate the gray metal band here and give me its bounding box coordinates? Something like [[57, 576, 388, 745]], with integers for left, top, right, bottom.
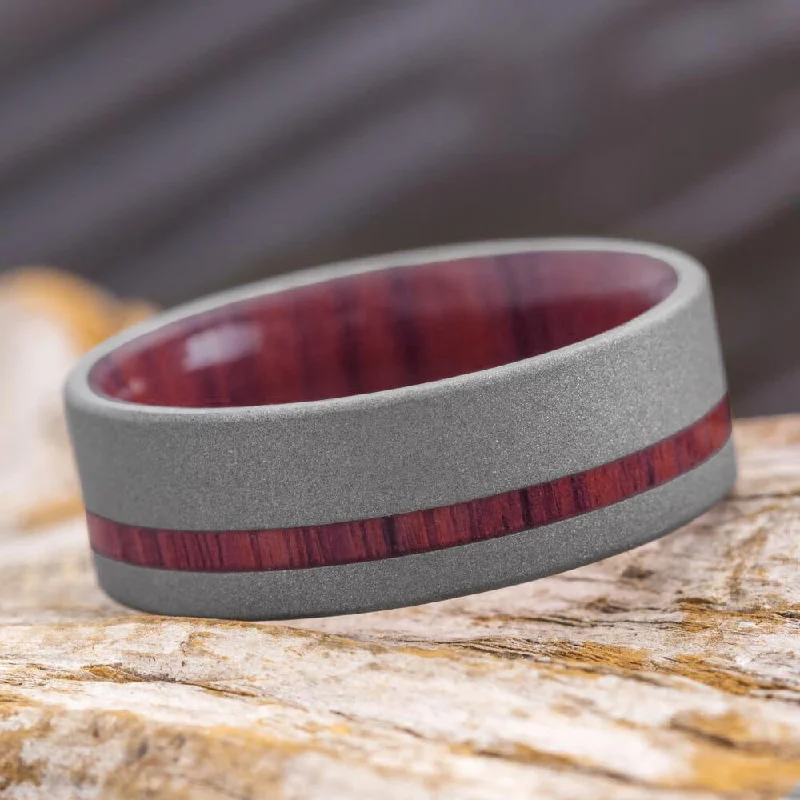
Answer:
[[93, 439, 736, 620], [66, 238, 728, 530]]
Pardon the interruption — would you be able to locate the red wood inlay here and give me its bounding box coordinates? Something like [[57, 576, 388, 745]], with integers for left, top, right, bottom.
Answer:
[[88, 397, 731, 572], [89, 251, 678, 407]]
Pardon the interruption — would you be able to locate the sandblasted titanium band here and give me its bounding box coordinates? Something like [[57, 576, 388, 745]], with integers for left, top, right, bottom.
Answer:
[[93, 440, 735, 620], [64, 238, 736, 619]]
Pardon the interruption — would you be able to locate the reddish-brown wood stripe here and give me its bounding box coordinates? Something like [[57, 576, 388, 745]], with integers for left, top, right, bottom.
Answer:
[[88, 396, 731, 572]]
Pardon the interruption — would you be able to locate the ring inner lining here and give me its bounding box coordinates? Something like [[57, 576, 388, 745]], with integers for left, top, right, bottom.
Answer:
[[90, 251, 678, 408]]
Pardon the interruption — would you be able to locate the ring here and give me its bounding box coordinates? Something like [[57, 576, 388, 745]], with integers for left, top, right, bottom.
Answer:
[[65, 239, 736, 619]]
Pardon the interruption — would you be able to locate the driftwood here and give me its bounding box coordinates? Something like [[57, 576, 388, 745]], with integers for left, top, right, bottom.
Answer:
[[1, 271, 799, 799]]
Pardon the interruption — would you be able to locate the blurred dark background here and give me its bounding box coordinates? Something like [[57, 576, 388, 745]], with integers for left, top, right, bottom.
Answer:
[[0, 0, 797, 415]]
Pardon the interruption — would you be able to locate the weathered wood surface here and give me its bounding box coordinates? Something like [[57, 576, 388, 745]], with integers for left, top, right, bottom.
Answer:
[[1, 271, 799, 799]]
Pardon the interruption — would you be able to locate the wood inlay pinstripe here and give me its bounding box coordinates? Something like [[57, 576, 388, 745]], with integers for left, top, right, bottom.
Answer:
[[89, 252, 679, 407], [87, 396, 731, 572]]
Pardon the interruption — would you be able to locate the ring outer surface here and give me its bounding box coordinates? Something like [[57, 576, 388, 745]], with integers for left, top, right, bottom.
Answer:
[[65, 238, 730, 534], [94, 440, 736, 619]]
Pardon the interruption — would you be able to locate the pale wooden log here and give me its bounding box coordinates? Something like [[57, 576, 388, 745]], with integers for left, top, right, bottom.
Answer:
[[0, 273, 799, 799]]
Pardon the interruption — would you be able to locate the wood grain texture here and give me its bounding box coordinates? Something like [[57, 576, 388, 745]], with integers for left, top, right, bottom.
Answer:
[[2, 414, 800, 800], [87, 397, 731, 572], [89, 251, 678, 407], [6, 266, 800, 800]]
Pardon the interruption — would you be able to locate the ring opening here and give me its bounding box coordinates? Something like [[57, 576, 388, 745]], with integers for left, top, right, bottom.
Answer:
[[89, 250, 677, 407]]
